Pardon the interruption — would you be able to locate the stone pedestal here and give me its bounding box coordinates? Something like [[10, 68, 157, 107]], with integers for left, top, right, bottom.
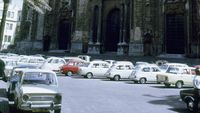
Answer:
[[128, 43, 144, 56], [88, 42, 101, 54], [117, 42, 128, 55], [71, 42, 83, 53]]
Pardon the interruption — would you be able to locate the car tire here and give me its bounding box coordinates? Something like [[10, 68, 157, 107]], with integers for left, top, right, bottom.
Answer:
[[86, 73, 93, 79], [113, 75, 120, 81], [176, 81, 183, 88], [186, 98, 194, 112], [55, 109, 61, 113], [66, 71, 72, 76], [139, 78, 146, 84], [164, 83, 171, 87]]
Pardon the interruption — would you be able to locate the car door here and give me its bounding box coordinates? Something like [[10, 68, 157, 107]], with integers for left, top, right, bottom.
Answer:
[[181, 68, 195, 86], [151, 66, 161, 82], [123, 65, 134, 79], [90, 63, 102, 76], [142, 67, 151, 81], [99, 63, 110, 77]]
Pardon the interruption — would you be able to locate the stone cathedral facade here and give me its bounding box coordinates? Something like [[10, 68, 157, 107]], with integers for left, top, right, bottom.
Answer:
[[16, 0, 200, 57]]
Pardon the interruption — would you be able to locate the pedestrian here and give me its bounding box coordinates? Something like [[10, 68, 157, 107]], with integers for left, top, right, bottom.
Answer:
[[43, 34, 51, 51], [0, 59, 5, 81], [193, 67, 200, 113]]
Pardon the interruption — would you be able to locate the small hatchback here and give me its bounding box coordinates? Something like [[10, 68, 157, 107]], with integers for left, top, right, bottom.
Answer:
[[105, 61, 134, 81], [129, 64, 161, 84]]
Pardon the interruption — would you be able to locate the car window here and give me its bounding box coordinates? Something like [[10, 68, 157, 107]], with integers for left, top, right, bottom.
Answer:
[[23, 72, 57, 85], [92, 63, 100, 68], [116, 65, 125, 70], [19, 58, 28, 63], [142, 67, 150, 72], [152, 67, 160, 72], [166, 67, 178, 74], [102, 63, 109, 68], [59, 60, 65, 64], [125, 65, 132, 70]]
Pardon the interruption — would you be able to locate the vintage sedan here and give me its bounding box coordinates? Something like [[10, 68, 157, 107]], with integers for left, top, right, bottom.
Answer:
[[156, 66, 196, 88], [129, 64, 161, 84], [78, 60, 110, 78], [105, 61, 134, 81], [159, 63, 188, 72], [13, 69, 62, 113]]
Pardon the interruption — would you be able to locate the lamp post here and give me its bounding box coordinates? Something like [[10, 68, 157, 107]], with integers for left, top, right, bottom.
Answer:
[[0, 0, 10, 50]]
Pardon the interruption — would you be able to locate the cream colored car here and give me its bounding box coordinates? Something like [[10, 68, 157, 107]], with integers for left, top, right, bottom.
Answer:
[[13, 69, 62, 113], [156, 66, 196, 88]]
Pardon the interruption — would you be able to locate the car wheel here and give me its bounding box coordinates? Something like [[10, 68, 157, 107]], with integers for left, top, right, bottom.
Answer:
[[186, 99, 194, 112], [139, 78, 146, 84], [66, 71, 72, 76], [113, 75, 120, 81], [164, 83, 171, 87], [176, 81, 183, 88], [86, 73, 93, 79], [55, 109, 61, 113]]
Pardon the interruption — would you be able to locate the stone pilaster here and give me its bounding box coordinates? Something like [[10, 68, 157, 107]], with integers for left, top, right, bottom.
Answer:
[[71, 0, 90, 53], [129, 1, 144, 56]]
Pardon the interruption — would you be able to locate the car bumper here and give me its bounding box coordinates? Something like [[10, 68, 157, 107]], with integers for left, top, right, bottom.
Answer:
[[19, 101, 61, 111]]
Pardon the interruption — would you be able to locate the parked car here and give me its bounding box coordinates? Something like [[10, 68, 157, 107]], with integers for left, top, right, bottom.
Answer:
[[60, 59, 86, 76], [105, 61, 134, 81], [40, 57, 66, 73], [159, 63, 188, 72], [17, 56, 45, 68], [7, 65, 39, 101], [156, 66, 196, 88], [78, 61, 110, 78], [13, 69, 62, 113], [129, 64, 161, 84]]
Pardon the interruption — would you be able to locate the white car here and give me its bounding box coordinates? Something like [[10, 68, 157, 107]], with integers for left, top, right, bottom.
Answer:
[[17, 56, 45, 68], [105, 61, 134, 81], [156, 66, 196, 88], [78, 61, 110, 78], [129, 64, 161, 84], [159, 63, 188, 72], [13, 69, 62, 113], [40, 57, 66, 73]]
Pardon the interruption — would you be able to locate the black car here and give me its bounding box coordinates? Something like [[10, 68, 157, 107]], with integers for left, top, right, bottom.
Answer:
[[180, 89, 196, 112]]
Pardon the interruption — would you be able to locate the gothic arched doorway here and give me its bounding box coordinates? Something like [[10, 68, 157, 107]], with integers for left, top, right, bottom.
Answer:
[[165, 14, 185, 54], [58, 20, 71, 50], [104, 9, 120, 52]]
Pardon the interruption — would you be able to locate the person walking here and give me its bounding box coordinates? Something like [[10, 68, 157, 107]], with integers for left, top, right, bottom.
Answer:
[[0, 59, 5, 81], [193, 67, 200, 113]]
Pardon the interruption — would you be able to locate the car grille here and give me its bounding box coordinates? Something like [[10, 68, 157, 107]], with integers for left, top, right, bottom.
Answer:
[[29, 96, 55, 101]]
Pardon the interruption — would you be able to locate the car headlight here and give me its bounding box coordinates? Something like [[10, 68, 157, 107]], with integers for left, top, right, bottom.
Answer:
[[193, 76, 200, 89], [22, 94, 30, 101]]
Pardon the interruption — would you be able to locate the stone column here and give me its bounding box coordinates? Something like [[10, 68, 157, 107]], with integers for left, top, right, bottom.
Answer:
[[128, 0, 144, 56], [118, 1, 128, 55], [88, 2, 102, 54]]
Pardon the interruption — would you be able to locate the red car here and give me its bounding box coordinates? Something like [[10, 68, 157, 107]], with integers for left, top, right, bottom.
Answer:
[[60, 60, 86, 76]]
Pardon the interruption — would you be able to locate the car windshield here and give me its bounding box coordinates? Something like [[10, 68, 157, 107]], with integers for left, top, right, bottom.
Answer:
[[159, 64, 168, 70], [79, 62, 90, 67], [166, 67, 179, 74], [22, 72, 57, 85]]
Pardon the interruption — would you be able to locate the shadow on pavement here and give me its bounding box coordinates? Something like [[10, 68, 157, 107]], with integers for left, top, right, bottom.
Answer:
[[150, 85, 193, 89], [146, 94, 189, 113]]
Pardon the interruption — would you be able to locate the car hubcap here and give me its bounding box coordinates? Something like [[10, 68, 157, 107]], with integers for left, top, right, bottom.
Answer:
[[67, 71, 72, 76], [188, 101, 194, 111]]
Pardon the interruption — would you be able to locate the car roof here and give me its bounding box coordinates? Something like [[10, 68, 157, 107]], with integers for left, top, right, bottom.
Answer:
[[22, 69, 56, 73], [115, 61, 133, 65]]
